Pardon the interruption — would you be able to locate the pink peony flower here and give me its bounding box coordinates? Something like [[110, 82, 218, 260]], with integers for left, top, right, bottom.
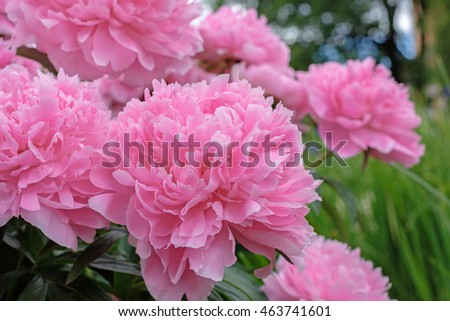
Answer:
[[89, 75, 320, 300], [0, 66, 111, 249], [7, 0, 203, 86], [234, 63, 310, 122], [262, 236, 391, 301], [0, 0, 13, 37], [0, 39, 42, 74], [198, 6, 290, 70], [166, 62, 215, 85], [93, 75, 145, 118], [0, 39, 13, 65], [305, 58, 424, 167]]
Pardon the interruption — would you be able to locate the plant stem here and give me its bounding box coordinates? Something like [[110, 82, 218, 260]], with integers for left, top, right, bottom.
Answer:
[[16, 46, 58, 74]]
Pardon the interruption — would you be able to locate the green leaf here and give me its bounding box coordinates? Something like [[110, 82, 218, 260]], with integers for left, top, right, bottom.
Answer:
[[208, 288, 225, 301], [66, 230, 127, 285], [209, 264, 266, 301], [320, 175, 358, 221], [90, 254, 141, 276], [68, 277, 113, 301], [211, 281, 250, 301], [0, 270, 27, 299], [0, 225, 6, 242], [393, 163, 450, 208], [38, 251, 77, 269], [18, 276, 48, 301], [46, 283, 76, 301], [25, 226, 47, 260], [235, 245, 269, 271], [3, 232, 36, 264], [36, 240, 59, 264]]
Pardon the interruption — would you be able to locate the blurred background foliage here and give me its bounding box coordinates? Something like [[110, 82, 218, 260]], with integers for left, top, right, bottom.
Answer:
[[208, 0, 450, 92]]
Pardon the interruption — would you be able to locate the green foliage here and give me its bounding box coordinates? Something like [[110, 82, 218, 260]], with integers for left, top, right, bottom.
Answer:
[[209, 263, 266, 300], [0, 222, 150, 301], [308, 103, 450, 300], [209, 0, 395, 71]]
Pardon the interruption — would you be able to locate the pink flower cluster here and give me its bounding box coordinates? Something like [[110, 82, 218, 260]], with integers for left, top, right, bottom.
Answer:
[[305, 58, 424, 167], [0, 0, 424, 302], [89, 76, 321, 300], [7, 0, 203, 87], [0, 66, 110, 249], [198, 6, 290, 68], [190, 6, 309, 123], [262, 236, 391, 301]]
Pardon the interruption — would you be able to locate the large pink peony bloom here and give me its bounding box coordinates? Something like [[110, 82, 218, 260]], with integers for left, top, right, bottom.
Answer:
[[0, 66, 110, 249], [7, 0, 203, 86], [306, 58, 424, 167], [262, 236, 391, 301], [198, 6, 290, 69], [89, 75, 320, 300], [234, 64, 310, 122]]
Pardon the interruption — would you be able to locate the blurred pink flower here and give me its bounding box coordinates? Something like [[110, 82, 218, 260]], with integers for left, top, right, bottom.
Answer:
[[0, 0, 13, 37], [89, 75, 320, 300], [262, 236, 391, 301], [7, 0, 203, 86], [198, 6, 290, 69], [306, 58, 424, 167], [0, 39, 13, 65], [0, 39, 41, 74], [0, 66, 110, 249], [166, 62, 215, 85], [234, 63, 310, 122], [93, 75, 145, 117]]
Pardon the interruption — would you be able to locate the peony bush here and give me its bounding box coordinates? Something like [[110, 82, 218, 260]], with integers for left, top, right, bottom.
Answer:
[[0, 1, 426, 301]]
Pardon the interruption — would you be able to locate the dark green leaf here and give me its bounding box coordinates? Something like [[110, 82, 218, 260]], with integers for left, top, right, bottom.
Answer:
[[235, 245, 269, 271], [46, 283, 76, 301], [223, 264, 266, 300], [0, 270, 27, 299], [66, 230, 127, 285], [18, 276, 48, 301], [36, 240, 59, 264], [3, 232, 36, 264], [208, 288, 225, 301], [209, 264, 266, 301], [0, 225, 6, 242], [69, 277, 113, 301], [25, 227, 47, 259], [38, 251, 77, 269], [112, 273, 153, 301], [90, 254, 141, 276], [320, 175, 358, 221]]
